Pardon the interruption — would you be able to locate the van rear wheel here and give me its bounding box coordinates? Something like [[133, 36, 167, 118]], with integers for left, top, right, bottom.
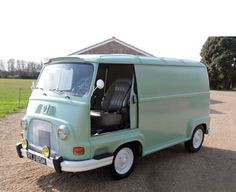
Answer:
[[185, 125, 204, 153], [111, 145, 136, 179]]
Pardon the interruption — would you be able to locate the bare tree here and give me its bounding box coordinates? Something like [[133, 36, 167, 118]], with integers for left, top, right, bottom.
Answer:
[[16, 60, 21, 71], [0, 60, 5, 77], [0, 60, 4, 71], [1, 58, 42, 78], [21, 60, 26, 71], [7, 58, 15, 72]]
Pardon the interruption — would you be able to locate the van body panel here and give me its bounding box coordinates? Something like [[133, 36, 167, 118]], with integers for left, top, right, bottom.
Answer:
[[134, 63, 210, 154], [49, 55, 204, 67], [187, 115, 211, 137], [90, 129, 145, 157]]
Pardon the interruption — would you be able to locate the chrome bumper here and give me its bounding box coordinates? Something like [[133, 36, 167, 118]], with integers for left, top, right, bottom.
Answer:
[[16, 143, 113, 173]]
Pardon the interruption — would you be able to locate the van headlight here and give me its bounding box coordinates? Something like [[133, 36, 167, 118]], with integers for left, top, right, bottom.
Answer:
[[58, 125, 69, 140], [21, 119, 28, 130]]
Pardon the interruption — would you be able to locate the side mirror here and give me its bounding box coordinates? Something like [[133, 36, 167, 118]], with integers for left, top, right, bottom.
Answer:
[[96, 79, 104, 90], [31, 81, 36, 90]]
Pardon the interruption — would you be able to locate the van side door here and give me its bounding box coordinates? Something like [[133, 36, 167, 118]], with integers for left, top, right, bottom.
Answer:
[[130, 76, 138, 129]]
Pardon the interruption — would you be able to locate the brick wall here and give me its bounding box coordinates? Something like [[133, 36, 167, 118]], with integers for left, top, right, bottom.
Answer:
[[79, 41, 146, 56]]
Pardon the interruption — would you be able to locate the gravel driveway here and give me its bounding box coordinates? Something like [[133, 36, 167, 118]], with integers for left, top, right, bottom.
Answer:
[[0, 91, 235, 192]]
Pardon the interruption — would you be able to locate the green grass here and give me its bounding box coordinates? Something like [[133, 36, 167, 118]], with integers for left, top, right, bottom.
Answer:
[[0, 79, 33, 118]]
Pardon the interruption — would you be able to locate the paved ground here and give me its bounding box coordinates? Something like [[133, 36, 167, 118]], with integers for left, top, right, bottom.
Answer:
[[0, 91, 235, 192]]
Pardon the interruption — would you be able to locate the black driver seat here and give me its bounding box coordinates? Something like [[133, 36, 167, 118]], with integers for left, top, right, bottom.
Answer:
[[90, 78, 131, 127]]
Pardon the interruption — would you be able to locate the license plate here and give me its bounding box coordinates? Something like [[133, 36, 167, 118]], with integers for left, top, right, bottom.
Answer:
[[27, 151, 46, 165]]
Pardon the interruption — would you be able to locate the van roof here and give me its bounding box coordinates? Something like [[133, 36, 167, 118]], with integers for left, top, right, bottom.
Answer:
[[49, 54, 205, 67]]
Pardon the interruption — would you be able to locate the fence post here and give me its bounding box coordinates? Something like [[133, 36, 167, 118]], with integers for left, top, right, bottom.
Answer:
[[18, 88, 22, 107]]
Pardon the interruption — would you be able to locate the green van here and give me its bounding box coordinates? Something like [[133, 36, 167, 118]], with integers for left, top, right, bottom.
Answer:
[[16, 54, 211, 179]]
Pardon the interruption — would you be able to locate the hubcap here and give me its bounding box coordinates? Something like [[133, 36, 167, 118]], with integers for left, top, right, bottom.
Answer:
[[114, 147, 134, 175], [193, 129, 203, 149]]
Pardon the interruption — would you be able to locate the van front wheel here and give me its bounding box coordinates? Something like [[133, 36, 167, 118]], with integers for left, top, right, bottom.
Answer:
[[185, 125, 205, 153], [111, 145, 136, 179]]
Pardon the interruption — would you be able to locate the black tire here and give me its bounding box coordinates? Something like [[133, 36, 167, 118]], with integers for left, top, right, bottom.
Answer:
[[110, 145, 136, 180], [185, 125, 205, 153]]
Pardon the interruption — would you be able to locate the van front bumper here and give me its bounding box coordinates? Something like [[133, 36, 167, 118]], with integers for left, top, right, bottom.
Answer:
[[16, 143, 113, 173]]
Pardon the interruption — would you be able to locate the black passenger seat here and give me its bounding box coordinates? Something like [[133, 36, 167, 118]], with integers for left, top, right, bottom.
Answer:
[[90, 79, 131, 127]]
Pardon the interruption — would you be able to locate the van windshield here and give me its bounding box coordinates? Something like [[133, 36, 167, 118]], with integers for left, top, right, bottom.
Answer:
[[36, 63, 94, 97]]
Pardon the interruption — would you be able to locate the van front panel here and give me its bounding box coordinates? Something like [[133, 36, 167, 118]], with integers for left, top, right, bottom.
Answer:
[[25, 96, 91, 160], [22, 61, 98, 160]]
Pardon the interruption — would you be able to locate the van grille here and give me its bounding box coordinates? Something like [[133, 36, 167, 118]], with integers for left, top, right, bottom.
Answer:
[[28, 120, 58, 154]]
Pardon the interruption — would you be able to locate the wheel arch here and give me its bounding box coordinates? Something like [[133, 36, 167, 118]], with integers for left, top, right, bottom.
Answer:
[[200, 123, 207, 134], [114, 140, 143, 157], [187, 115, 210, 138]]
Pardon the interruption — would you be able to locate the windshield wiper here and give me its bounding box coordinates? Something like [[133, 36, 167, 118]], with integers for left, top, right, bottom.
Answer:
[[34, 87, 47, 96], [49, 88, 64, 94], [49, 89, 70, 99], [35, 87, 44, 90]]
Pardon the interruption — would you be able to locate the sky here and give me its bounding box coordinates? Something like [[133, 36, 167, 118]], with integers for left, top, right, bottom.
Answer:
[[0, 0, 236, 62]]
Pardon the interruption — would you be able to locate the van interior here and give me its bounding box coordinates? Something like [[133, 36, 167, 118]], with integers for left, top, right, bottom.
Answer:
[[90, 64, 135, 135]]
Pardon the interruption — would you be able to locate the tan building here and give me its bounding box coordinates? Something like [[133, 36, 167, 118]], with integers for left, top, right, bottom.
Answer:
[[71, 37, 154, 56]]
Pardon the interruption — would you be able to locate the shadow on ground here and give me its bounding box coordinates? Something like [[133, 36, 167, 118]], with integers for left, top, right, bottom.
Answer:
[[210, 99, 225, 114], [37, 145, 236, 192], [210, 109, 224, 114], [210, 99, 224, 105]]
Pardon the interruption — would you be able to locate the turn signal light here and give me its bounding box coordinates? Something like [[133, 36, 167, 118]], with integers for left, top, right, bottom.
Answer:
[[20, 132, 23, 139], [73, 147, 85, 155]]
